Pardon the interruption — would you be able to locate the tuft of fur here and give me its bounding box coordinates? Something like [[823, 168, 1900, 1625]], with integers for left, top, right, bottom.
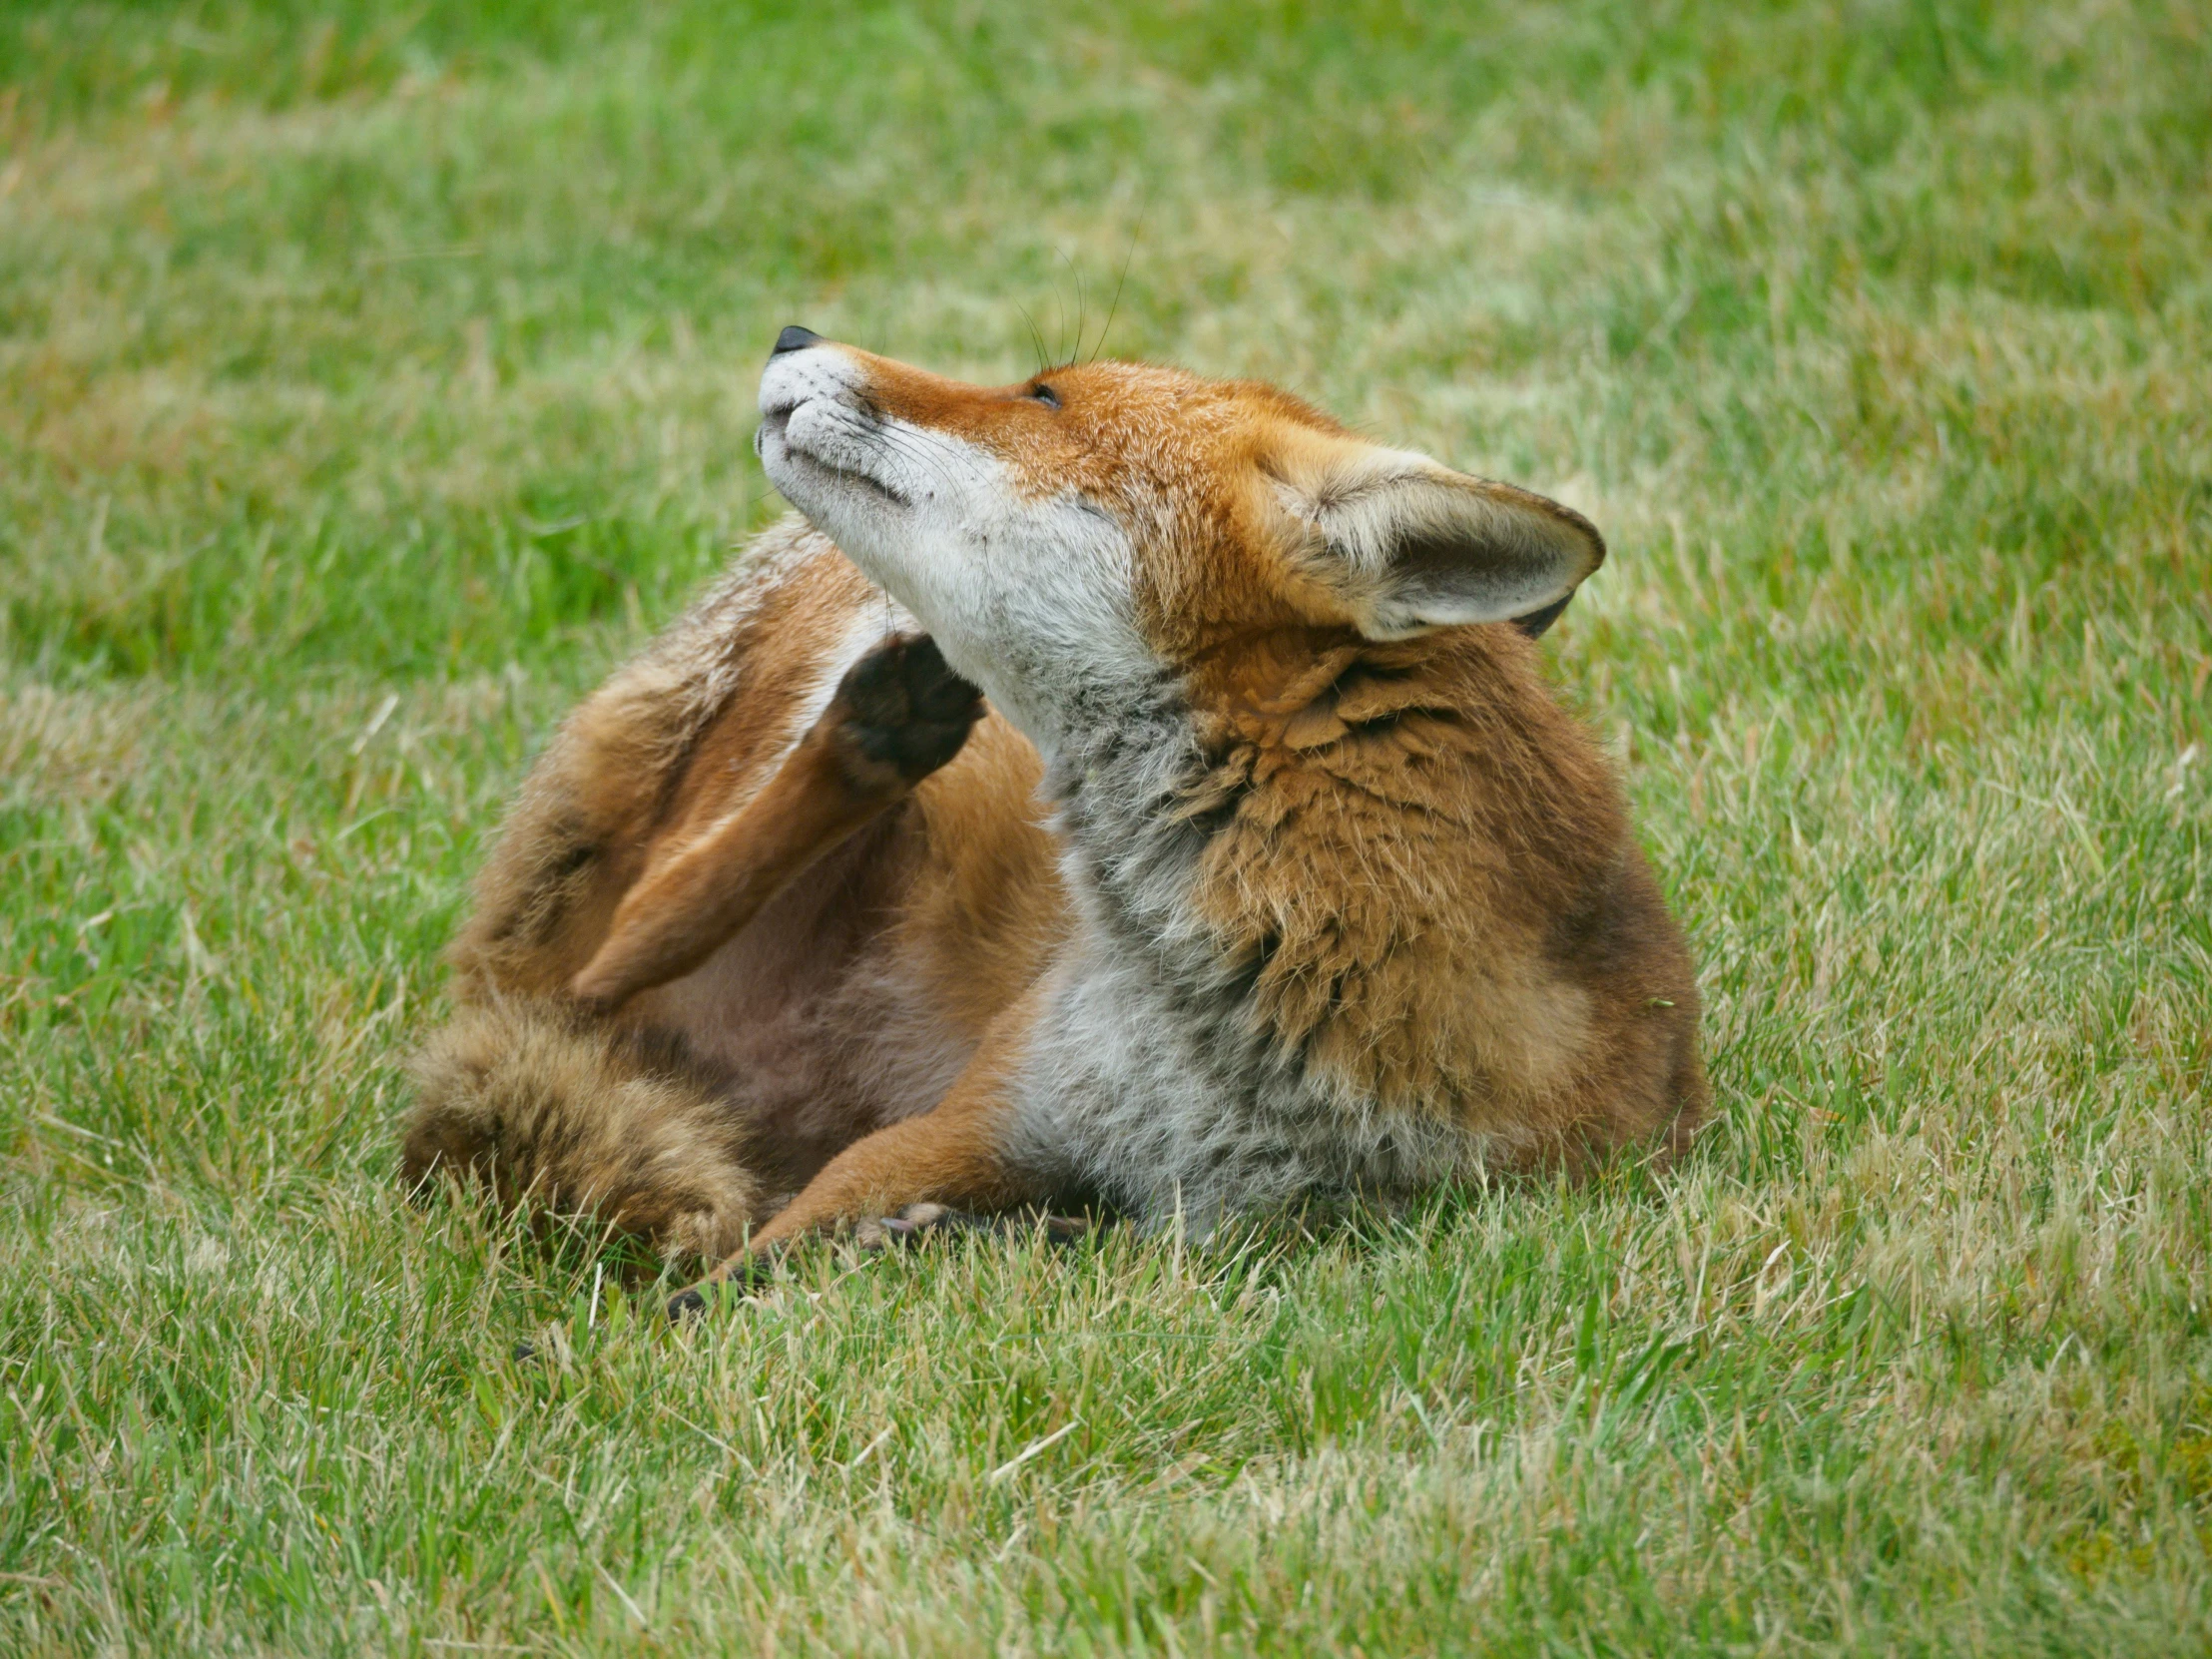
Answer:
[[400, 997, 769, 1263]]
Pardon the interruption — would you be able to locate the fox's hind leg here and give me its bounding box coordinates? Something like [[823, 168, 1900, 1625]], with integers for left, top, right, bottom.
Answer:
[[409, 528, 989, 1263], [570, 633, 981, 1011], [405, 629, 982, 1260], [669, 979, 1066, 1316]]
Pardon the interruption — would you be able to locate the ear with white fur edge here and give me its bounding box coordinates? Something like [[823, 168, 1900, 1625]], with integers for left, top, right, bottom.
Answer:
[[1276, 445, 1606, 641]]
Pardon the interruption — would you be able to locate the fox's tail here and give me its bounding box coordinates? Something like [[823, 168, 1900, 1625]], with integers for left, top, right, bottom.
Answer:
[[400, 996, 767, 1263]]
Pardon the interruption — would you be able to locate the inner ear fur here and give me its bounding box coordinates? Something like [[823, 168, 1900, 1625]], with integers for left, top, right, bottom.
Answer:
[[1274, 442, 1606, 640]]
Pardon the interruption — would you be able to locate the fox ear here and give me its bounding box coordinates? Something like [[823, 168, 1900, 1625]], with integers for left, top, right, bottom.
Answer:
[[1277, 447, 1605, 641]]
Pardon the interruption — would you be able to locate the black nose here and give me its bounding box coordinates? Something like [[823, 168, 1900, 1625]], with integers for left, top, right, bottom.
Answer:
[[773, 324, 823, 355]]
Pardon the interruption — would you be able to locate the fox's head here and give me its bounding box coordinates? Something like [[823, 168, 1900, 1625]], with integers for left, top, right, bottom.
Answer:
[[756, 326, 1604, 755]]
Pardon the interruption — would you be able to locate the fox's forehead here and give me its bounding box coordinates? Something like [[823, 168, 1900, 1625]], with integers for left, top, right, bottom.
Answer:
[[839, 350, 1350, 502], [832, 350, 1373, 650]]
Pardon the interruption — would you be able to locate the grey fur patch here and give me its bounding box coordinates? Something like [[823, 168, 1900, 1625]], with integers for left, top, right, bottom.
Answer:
[[1007, 675, 1501, 1233]]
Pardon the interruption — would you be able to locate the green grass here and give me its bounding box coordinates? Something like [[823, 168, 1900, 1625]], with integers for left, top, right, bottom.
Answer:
[[3, 0, 2209, 1651]]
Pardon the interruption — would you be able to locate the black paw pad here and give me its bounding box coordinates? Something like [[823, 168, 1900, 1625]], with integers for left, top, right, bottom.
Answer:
[[665, 1286, 710, 1323], [835, 635, 984, 782]]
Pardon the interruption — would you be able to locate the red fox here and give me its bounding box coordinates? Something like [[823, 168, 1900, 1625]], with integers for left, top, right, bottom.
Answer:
[[402, 326, 1708, 1315]]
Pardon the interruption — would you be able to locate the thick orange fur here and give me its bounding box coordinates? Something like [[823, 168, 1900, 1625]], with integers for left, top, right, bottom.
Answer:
[[1180, 624, 1704, 1168]]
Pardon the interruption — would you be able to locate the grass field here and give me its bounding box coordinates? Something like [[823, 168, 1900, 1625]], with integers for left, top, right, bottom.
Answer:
[[3, 1, 2210, 1652]]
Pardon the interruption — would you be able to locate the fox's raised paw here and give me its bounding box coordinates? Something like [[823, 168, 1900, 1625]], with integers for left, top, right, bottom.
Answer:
[[830, 634, 984, 785]]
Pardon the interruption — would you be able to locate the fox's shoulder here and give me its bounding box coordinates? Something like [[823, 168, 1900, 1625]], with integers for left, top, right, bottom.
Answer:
[[1178, 623, 1653, 1110]]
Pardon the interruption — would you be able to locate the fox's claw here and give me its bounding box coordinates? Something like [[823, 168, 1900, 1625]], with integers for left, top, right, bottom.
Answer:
[[852, 1203, 1092, 1251], [666, 1252, 777, 1323]]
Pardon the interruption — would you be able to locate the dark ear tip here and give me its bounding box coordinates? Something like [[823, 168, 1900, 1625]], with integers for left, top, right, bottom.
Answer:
[[1510, 593, 1575, 639]]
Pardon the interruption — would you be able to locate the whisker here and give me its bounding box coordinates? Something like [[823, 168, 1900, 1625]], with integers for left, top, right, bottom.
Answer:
[[1015, 300, 1051, 379], [1092, 193, 1148, 363], [1073, 256, 1088, 371], [1051, 267, 1067, 372], [866, 424, 964, 498]]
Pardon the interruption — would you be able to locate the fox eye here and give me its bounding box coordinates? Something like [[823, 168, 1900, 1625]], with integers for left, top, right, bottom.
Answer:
[[1026, 382, 1061, 409]]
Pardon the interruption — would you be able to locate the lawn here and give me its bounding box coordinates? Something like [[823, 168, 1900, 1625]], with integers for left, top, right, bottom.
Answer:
[[2, 1, 2209, 1652]]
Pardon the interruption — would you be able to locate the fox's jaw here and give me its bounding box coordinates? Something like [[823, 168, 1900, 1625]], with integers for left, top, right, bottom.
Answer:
[[756, 342, 1153, 755], [756, 337, 1606, 759]]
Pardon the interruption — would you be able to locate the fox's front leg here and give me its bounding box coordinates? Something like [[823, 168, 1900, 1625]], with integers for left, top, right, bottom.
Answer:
[[571, 633, 980, 1011], [669, 985, 1057, 1318]]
